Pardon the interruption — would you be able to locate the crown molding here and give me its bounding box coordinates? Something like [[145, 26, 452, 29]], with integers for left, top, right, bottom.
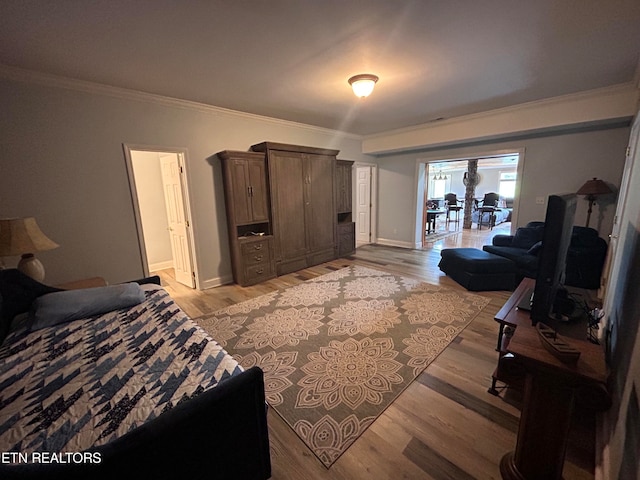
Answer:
[[0, 64, 362, 141]]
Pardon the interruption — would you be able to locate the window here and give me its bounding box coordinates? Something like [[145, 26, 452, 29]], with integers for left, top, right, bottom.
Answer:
[[499, 172, 516, 198], [433, 178, 446, 199]]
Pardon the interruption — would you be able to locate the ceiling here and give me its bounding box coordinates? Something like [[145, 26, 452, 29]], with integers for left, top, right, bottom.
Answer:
[[1, 1, 639, 136]]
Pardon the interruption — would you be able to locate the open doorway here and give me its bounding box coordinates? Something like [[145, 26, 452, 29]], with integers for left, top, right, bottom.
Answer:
[[418, 151, 524, 246], [124, 145, 197, 288]]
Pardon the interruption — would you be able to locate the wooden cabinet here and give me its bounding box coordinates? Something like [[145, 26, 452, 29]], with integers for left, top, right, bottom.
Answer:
[[336, 160, 353, 215], [217, 150, 275, 286], [337, 222, 355, 256], [251, 142, 338, 276], [238, 236, 275, 285], [493, 278, 609, 480], [218, 151, 269, 227], [336, 159, 355, 255], [218, 143, 354, 285]]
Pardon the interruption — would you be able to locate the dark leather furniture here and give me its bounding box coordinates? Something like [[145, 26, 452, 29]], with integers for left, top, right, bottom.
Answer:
[[482, 221, 608, 289], [438, 248, 516, 291]]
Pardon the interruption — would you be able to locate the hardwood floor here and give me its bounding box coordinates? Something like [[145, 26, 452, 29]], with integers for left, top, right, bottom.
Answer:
[[154, 223, 596, 480]]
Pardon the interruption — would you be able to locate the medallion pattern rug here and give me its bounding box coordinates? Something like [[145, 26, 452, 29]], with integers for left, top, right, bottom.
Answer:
[[194, 266, 490, 467]]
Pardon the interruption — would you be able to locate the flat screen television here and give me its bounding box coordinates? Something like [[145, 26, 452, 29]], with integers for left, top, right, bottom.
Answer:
[[530, 194, 577, 326]]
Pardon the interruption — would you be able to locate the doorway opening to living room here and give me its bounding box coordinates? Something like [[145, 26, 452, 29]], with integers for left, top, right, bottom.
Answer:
[[415, 149, 525, 248], [124, 145, 197, 289]]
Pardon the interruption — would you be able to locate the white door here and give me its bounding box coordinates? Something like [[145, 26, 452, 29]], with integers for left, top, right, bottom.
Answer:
[[160, 153, 195, 288], [356, 166, 372, 246]]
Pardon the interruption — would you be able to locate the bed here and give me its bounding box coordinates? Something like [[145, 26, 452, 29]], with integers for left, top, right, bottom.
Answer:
[[0, 269, 271, 480]]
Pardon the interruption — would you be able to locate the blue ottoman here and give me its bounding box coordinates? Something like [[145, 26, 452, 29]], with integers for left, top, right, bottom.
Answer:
[[438, 248, 516, 291]]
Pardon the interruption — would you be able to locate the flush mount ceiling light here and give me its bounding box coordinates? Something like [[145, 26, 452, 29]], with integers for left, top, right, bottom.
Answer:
[[348, 74, 379, 98]]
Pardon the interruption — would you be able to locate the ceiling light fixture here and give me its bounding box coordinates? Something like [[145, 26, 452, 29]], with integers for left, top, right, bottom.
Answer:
[[348, 74, 379, 98]]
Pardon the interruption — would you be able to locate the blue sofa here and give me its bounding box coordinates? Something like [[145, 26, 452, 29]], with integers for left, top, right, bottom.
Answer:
[[482, 222, 608, 289]]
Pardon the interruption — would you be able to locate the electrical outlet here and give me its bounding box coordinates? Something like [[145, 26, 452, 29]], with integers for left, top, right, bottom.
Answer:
[[535, 196, 545, 205]]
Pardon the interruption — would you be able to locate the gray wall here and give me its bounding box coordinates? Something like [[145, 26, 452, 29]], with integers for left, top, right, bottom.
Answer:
[[375, 127, 630, 245], [0, 78, 370, 286]]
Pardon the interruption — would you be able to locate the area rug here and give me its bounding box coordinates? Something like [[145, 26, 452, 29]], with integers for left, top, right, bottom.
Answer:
[[423, 229, 460, 244], [194, 265, 490, 467]]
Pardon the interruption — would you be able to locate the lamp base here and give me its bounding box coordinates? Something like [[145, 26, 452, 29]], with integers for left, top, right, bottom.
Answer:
[[18, 254, 46, 283]]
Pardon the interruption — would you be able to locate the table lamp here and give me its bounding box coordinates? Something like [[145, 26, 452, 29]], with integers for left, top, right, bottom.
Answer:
[[0, 217, 59, 282], [576, 178, 612, 228]]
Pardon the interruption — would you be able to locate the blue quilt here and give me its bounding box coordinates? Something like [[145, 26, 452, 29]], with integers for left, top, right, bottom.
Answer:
[[0, 285, 242, 456]]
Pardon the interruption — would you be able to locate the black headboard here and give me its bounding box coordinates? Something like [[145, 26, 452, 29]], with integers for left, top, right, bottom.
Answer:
[[0, 269, 62, 344]]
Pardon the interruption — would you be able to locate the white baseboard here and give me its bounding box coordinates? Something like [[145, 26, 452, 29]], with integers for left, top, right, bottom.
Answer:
[[200, 274, 234, 290], [375, 238, 416, 249], [149, 260, 174, 272]]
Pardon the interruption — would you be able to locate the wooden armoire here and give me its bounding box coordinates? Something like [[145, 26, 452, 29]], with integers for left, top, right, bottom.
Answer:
[[217, 142, 354, 285], [217, 150, 276, 286], [251, 142, 338, 276]]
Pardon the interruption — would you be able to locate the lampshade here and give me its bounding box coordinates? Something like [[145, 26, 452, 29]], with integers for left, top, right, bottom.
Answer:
[[575, 178, 612, 229], [348, 74, 379, 98], [0, 217, 59, 281], [576, 178, 612, 197]]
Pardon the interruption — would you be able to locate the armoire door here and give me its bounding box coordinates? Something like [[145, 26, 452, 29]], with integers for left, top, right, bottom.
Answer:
[[305, 154, 335, 254], [225, 154, 269, 226], [270, 151, 307, 263], [245, 157, 269, 223]]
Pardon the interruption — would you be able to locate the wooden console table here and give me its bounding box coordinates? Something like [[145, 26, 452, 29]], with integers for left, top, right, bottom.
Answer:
[[494, 278, 609, 480]]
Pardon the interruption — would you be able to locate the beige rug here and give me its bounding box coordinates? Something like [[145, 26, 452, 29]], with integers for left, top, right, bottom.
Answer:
[[194, 265, 490, 467]]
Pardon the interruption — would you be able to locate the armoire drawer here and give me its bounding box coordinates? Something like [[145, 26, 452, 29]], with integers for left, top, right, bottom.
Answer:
[[244, 263, 274, 283], [240, 238, 271, 256], [241, 245, 271, 266]]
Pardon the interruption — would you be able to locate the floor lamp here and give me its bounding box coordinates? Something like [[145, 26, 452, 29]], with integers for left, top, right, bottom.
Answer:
[[0, 217, 59, 282], [576, 178, 612, 228]]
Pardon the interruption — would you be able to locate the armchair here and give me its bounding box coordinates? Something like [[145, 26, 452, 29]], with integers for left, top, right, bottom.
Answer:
[[483, 221, 607, 289]]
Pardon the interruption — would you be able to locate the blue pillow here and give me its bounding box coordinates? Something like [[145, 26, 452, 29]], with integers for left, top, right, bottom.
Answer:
[[29, 283, 145, 331]]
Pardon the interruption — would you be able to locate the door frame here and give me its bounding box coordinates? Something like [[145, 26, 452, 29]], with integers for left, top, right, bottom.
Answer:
[[600, 113, 639, 323], [354, 162, 378, 246], [413, 148, 525, 247], [123, 143, 199, 289]]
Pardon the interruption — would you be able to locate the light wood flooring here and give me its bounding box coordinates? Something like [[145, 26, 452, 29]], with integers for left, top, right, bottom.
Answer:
[[154, 223, 596, 480]]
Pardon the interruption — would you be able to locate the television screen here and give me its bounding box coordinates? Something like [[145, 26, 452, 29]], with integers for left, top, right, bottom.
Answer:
[[530, 194, 577, 326]]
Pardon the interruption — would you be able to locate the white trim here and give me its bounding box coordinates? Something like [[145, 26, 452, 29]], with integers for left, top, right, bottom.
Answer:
[[0, 64, 362, 141], [201, 274, 234, 290], [375, 238, 415, 249], [123, 144, 200, 290], [413, 148, 525, 242], [149, 260, 174, 272], [363, 83, 639, 154]]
